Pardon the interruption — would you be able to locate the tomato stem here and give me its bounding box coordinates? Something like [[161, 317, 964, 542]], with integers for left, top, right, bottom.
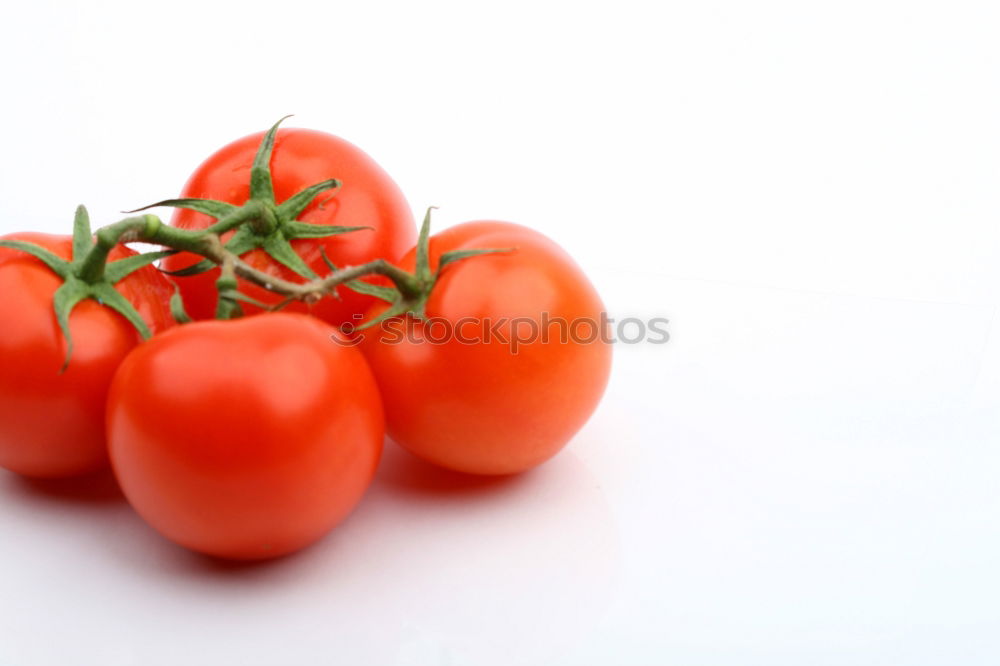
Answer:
[[214, 255, 243, 319], [73, 212, 423, 307]]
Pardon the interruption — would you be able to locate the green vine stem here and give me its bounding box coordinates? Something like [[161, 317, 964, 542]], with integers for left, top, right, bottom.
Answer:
[[0, 203, 512, 371], [0, 118, 516, 371], [78, 212, 424, 305]]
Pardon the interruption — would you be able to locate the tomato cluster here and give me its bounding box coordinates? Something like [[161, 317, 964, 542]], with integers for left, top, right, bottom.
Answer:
[[0, 122, 612, 560]]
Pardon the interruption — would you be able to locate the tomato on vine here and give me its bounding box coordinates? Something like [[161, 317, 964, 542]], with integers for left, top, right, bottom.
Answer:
[[0, 208, 174, 478], [157, 118, 416, 327], [106, 313, 384, 560], [357, 216, 612, 476]]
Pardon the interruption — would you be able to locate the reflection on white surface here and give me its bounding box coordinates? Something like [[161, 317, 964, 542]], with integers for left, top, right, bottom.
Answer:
[[0, 435, 618, 666]]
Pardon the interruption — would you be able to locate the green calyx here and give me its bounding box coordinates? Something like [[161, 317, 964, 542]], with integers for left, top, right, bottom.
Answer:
[[0, 206, 172, 371], [351, 207, 514, 331], [128, 116, 369, 281]]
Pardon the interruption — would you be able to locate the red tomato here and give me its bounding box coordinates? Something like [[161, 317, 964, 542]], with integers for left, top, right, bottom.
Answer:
[[106, 313, 384, 560], [0, 233, 174, 479], [358, 222, 612, 475], [162, 128, 415, 326]]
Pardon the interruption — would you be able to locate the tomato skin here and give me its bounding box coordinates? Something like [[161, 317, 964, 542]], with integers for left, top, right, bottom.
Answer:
[[106, 313, 384, 560], [0, 233, 174, 479], [162, 128, 416, 326], [358, 222, 612, 475]]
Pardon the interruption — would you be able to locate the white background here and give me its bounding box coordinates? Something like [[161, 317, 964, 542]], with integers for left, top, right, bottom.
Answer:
[[1, 1, 999, 664]]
